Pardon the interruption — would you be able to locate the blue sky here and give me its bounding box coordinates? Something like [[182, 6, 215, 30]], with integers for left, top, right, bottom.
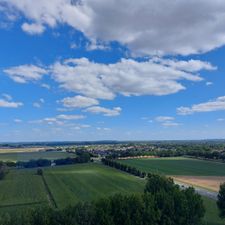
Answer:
[[0, 0, 225, 141]]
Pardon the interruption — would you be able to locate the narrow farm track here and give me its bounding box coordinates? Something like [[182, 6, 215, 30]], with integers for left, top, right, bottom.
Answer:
[[41, 174, 58, 208]]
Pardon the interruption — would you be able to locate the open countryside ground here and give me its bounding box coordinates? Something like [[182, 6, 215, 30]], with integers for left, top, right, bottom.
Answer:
[[117, 157, 225, 176], [0, 163, 145, 211], [43, 163, 145, 208], [0, 169, 48, 208], [0, 163, 223, 224], [0, 151, 75, 162]]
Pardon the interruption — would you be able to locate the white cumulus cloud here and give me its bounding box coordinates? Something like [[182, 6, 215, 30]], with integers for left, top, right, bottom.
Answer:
[[177, 96, 225, 115], [50, 58, 210, 99], [21, 22, 45, 35], [4, 0, 225, 55], [3, 58, 216, 107]]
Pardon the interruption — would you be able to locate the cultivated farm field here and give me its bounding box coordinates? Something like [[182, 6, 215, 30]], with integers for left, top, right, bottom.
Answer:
[[43, 163, 145, 208], [0, 169, 48, 209], [0, 163, 145, 211], [0, 162, 224, 224], [117, 157, 225, 176]]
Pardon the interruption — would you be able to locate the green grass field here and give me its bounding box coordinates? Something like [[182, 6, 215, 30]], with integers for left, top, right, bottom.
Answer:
[[44, 163, 145, 208], [117, 157, 225, 176], [0, 163, 145, 211], [0, 169, 48, 208], [0, 151, 75, 162]]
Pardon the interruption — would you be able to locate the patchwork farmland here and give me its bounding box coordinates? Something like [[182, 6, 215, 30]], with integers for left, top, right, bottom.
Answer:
[[0, 163, 145, 210], [0, 156, 224, 224]]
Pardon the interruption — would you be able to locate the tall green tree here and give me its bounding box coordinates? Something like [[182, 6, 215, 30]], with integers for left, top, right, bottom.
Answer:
[[217, 182, 225, 218]]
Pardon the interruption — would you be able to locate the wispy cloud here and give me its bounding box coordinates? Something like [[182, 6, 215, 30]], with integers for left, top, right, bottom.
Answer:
[[155, 116, 175, 122], [33, 98, 45, 108], [14, 119, 22, 123], [85, 106, 121, 117], [60, 95, 99, 108], [0, 99, 23, 108], [4, 64, 47, 83]]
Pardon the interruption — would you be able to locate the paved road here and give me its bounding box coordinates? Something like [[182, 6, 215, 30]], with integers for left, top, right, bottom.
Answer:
[[174, 181, 218, 200]]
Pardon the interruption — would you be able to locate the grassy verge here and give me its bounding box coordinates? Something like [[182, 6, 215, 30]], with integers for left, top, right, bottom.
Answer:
[[202, 196, 225, 225]]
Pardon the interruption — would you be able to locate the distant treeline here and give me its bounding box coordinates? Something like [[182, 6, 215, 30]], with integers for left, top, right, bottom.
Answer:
[[107, 147, 225, 161], [2, 151, 91, 169], [187, 150, 225, 161], [0, 174, 205, 225], [102, 158, 146, 178]]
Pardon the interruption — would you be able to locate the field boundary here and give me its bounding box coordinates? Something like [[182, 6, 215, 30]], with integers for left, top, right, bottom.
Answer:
[[41, 173, 58, 209], [0, 201, 46, 209]]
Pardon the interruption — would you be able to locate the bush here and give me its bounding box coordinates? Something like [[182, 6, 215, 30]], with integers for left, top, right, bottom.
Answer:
[[37, 168, 43, 176], [0, 162, 7, 180], [17, 159, 51, 168]]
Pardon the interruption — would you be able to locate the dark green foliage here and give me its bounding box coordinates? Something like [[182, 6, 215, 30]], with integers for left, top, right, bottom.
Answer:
[[17, 159, 51, 168], [76, 150, 91, 163], [37, 168, 43, 176], [145, 175, 205, 225], [102, 158, 146, 178], [145, 173, 175, 194], [5, 161, 16, 167], [15, 151, 91, 168], [0, 192, 204, 225], [217, 182, 225, 218], [54, 152, 90, 166], [0, 161, 7, 180], [54, 157, 77, 165]]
